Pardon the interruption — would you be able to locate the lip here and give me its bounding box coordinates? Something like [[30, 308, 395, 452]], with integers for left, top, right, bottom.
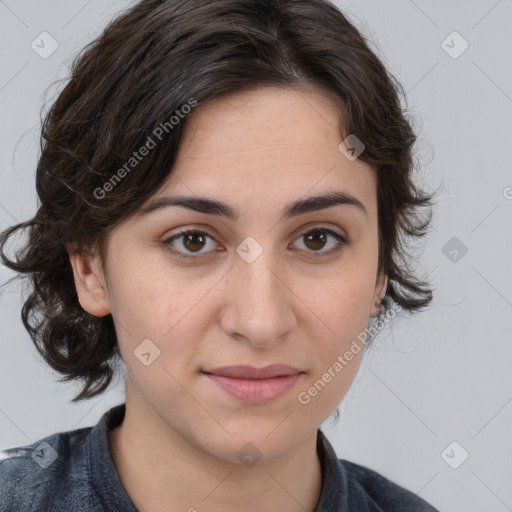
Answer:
[[203, 364, 304, 405]]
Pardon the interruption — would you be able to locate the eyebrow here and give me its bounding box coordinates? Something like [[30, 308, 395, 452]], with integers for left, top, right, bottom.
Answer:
[[138, 191, 367, 220]]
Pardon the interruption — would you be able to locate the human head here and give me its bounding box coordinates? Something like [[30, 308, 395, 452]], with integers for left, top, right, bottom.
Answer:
[[0, 0, 433, 417]]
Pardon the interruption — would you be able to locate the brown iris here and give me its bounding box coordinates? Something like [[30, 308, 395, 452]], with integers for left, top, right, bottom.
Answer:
[[303, 230, 327, 251], [182, 232, 207, 252]]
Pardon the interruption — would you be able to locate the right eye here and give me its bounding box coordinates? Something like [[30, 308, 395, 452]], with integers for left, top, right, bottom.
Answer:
[[162, 229, 219, 259]]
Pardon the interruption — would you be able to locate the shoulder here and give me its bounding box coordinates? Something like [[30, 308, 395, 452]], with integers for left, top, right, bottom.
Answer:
[[340, 458, 440, 511], [0, 426, 92, 512]]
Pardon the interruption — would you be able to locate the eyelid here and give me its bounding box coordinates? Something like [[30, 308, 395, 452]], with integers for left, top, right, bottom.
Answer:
[[162, 224, 349, 260]]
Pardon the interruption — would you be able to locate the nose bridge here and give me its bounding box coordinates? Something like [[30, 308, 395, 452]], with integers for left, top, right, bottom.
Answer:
[[228, 238, 293, 344]]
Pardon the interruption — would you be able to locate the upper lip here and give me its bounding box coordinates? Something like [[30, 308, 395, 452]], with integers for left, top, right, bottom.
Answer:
[[203, 364, 303, 379]]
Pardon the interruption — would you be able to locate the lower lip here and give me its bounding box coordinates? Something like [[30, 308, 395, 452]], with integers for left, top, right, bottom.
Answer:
[[204, 373, 303, 405]]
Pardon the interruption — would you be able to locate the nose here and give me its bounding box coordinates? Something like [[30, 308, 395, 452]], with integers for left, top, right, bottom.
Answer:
[[219, 245, 296, 348]]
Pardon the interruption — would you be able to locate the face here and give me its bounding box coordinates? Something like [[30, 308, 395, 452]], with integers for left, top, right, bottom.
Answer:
[[69, 86, 387, 464]]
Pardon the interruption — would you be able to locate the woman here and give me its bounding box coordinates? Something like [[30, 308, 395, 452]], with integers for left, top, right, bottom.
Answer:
[[0, 0, 439, 510]]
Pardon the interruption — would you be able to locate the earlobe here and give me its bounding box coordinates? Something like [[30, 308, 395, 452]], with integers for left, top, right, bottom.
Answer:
[[66, 244, 111, 317], [371, 273, 388, 317]]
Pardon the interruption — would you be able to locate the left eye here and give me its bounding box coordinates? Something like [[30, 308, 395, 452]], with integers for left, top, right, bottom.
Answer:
[[163, 227, 348, 259], [292, 228, 347, 253]]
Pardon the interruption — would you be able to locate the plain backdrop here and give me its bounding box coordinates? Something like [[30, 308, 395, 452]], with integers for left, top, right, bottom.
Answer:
[[1, 1, 511, 511]]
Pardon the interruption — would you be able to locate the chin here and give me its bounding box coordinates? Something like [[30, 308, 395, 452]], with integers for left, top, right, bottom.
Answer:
[[195, 417, 315, 466]]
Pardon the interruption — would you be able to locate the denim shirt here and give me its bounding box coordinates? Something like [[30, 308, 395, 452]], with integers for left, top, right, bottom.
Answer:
[[0, 403, 439, 511]]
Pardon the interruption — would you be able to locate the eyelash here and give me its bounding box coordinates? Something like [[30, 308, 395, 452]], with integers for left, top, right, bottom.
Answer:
[[162, 226, 349, 261]]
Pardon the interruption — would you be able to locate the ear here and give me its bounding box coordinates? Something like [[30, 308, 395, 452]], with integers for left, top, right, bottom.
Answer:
[[66, 243, 111, 317], [370, 271, 388, 317]]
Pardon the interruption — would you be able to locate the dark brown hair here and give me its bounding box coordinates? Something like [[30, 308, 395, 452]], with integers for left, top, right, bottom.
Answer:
[[0, 0, 434, 402]]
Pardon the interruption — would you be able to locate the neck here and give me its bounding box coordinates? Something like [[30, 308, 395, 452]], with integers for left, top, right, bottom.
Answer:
[[109, 392, 322, 512]]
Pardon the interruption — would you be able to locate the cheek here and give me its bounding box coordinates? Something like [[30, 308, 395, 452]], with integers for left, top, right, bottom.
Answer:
[[307, 274, 374, 336], [106, 254, 190, 336], [109, 271, 215, 386], [303, 274, 373, 401], [298, 289, 368, 418], [296, 342, 363, 420]]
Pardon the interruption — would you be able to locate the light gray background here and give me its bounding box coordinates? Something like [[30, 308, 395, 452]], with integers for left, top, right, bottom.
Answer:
[[1, 1, 511, 511]]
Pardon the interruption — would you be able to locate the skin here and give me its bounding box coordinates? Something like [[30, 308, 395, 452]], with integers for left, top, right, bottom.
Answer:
[[67, 86, 387, 512]]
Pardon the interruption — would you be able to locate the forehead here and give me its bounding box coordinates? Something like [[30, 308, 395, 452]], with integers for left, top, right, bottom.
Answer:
[[152, 87, 377, 217]]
